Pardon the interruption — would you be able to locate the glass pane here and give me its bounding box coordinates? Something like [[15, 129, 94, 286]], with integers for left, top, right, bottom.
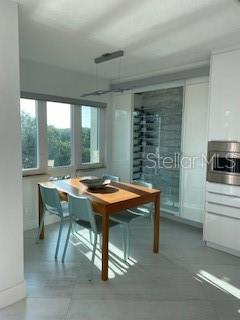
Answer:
[[132, 87, 183, 215], [81, 106, 100, 164], [20, 98, 38, 169], [47, 102, 71, 167]]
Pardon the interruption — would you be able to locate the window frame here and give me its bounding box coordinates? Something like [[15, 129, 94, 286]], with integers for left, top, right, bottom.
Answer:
[[21, 99, 46, 176], [77, 105, 104, 170], [21, 95, 106, 176]]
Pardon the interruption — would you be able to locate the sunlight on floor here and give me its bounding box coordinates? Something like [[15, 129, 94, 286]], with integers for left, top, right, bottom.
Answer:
[[69, 230, 138, 279], [197, 270, 240, 300]]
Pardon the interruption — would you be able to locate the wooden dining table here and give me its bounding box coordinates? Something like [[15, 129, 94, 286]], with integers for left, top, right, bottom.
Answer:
[[38, 178, 161, 281]]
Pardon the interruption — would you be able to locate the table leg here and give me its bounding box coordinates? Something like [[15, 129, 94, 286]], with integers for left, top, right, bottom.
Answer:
[[153, 193, 160, 253], [101, 213, 109, 281], [38, 184, 44, 240]]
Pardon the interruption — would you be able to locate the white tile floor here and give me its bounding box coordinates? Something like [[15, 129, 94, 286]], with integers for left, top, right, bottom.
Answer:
[[1, 218, 240, 320]]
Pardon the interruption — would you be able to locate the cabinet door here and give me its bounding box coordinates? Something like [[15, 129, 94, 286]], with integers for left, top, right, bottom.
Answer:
[[111, 93, 133, 181], [209, 49, 240, 141], [180, 81, 209, 222], [205, 213, 240, 253]]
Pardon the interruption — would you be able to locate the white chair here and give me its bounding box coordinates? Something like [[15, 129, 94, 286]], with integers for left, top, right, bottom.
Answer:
[[62, 194, 127, 279], [102, 174, 120, 182], [110, 180, 153, 260], [37, 185, 69, 259]]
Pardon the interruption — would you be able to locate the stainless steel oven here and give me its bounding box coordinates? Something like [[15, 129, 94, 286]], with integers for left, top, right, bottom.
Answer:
[[207, 141, 240, 186]]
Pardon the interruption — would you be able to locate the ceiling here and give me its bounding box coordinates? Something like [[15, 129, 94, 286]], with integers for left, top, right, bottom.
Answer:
[[17, 0, 240, 81]]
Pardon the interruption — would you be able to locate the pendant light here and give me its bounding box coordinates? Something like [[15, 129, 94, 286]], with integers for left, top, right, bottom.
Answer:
[[80, 50, 125, 97]]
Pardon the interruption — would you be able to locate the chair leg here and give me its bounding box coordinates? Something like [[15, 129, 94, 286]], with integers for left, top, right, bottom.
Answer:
[[36, 210, 46, 243], [62, 221, 72, 263], [126, 224, 130, 259], [99, 234, 102, 250], [90, 233, 98, 280], [150, 212, 153, 225], [121, 224, 127, 261], [55, 218, 63, 259], [72, 221, 77, 234], [89, 230, 93, 244]]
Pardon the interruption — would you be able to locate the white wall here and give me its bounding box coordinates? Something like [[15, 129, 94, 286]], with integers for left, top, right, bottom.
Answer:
[[0, 0, 26, 308], [20, 59, 110, 103], [20, 60, 112, 230]]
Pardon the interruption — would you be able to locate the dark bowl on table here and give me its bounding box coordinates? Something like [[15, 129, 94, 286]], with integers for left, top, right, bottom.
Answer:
[[80, 177, 111, 189]]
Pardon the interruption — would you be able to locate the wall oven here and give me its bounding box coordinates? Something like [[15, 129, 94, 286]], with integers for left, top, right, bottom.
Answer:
[[207, 141, 240, 186]]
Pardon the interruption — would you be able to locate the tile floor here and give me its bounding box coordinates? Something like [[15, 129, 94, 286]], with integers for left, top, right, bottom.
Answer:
[[1, 218, 240, 319]]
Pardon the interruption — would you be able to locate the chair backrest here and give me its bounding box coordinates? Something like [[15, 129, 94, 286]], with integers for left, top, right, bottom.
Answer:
[[39, 184, 63, 216], [102, 174, 120, 182], [132, 179, 152, 189], [132, 180, 153, 213], [68, 194, 97, 233]]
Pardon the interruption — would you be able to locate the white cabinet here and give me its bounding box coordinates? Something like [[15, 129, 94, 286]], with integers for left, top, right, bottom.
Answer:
[[205, 213, 240, 255], [204, 48, 240, 255], [180, 80, 209, 222], [209, 48, 240, 141], [204, 182, 240, 255]]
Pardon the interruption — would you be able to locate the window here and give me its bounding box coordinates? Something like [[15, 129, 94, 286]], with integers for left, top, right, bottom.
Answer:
[[20, 95, 105, 175], [81, 106, 100, 164], [20, 99, 38, 170], [47, 102, 72, 167]]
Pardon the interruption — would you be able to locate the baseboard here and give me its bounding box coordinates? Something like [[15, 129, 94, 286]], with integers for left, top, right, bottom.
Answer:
[[0, 281, 26, 309], [161, 211, 203, 229], [206, 241, 240, 257]]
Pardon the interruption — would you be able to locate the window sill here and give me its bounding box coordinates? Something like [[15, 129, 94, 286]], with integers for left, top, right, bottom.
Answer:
[[22, 169, 46, 177], [22, 163, 106, 178], [76, 163, 106, 171], [47, 165, 73, 173]]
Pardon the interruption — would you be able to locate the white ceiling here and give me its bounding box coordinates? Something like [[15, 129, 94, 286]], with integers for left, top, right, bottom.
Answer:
[[17, 0, 240, 81]]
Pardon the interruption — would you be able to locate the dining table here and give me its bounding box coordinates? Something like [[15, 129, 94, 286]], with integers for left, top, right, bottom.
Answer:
[[38, 178, 161, 281]]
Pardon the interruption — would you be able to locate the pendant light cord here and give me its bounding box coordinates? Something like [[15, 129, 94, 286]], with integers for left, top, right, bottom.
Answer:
[[95, 63, 99, 91], [118, 56, 122, 82]]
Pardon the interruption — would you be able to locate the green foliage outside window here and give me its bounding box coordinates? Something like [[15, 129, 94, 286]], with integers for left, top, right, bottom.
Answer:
[[81, 127, 90, 163], [47, 125, 71, 167], [21, 111, 91, 169], [21, 111, 37, 169]]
